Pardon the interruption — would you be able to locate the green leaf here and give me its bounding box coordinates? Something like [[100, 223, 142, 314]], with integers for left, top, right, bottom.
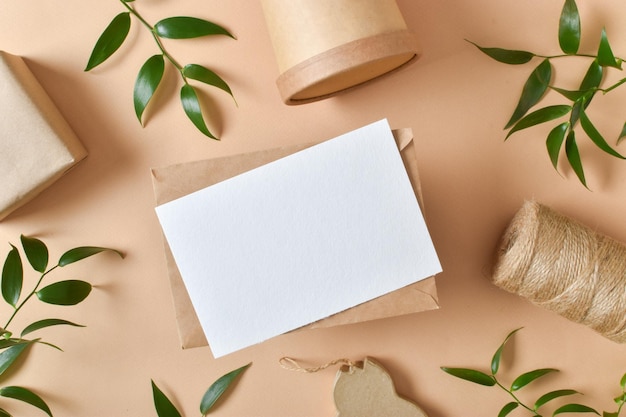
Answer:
[[598, 28, 621, 69], [604, 412, 619, 417], [551, 87, 587, 102], [491, 328, 522, 375], [20, 236, 48, 273], [617, 122, 626, 145], [546, 122, 570, 169], [151, 380, 182, 417], [440, 367, 496, 386], [134, 54, 165, 125], [36, 280, 92, 306], [182, 64, 236, 103], [506, 105, 572, 139], [580, 60, 603, 91], [58, 246, 123, 267], [200, 363, 251, 415], [2, 245, 22, 307], [614, 393, 626, 404], [154, 17, 234, 40], [535, 389, 580, 409], [499, 402, 519, 417], [21, 319, 85, 338], [559, 0, 581, 54], [505, 59, 552, 129], [0, 339, 21, 350], [466, 40, 535, 64], [580, 109, 625, 159], [85, 12, 131, 71], [620, 373, 626, 390], [0, 342, 30, 377], [553, 403, 599, 415], [0, 407, 10, 417], [565, 130, 587, 187], [0, 386, 52, 417], [180, 84, 218, 140], [510, 368, 558, 391]]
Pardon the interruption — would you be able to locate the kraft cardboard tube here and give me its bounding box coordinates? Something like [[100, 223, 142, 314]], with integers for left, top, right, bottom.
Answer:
[[261, 0, 420, 104]]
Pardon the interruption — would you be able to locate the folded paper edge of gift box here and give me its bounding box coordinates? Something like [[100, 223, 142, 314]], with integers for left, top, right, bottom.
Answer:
[[0, 51, 87, 221], [151, 127, 439, 354]]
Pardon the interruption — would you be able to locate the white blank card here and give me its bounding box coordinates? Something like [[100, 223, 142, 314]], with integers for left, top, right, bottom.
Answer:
[[155, 119, 441, 357]]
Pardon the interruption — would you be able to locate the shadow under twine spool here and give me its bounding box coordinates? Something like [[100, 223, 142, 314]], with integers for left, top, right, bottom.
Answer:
[[492, 200, 626, 343]]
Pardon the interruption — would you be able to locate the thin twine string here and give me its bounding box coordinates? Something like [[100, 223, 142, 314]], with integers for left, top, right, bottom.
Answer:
[[279, 357, 359, 373], [492, 200, 626, 343]]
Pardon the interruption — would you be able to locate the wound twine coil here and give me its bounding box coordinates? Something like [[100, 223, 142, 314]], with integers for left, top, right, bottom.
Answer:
[[491, 200, 626, 343]]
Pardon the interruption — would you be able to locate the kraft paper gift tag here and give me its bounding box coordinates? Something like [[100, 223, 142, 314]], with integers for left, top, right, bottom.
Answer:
[[151, 127, 439, 351], [0, 51, 86, 221]]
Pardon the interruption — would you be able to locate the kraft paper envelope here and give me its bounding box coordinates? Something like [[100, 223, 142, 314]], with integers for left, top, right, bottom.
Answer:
[[151, 127, 439, 351]]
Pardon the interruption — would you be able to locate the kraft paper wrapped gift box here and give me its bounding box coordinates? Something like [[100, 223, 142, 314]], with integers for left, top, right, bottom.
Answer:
[[0, 51, 86, 221]]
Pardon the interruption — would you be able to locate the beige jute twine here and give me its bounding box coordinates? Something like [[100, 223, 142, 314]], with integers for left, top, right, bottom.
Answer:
[[492, 200, 626, 343]]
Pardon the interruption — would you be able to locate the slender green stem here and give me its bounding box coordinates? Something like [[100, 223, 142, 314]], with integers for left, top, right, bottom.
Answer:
[[3, 265, 58, 330], [119, 0, 186, 79], [601, 77, 626, 94], [494, 379, 537, 414]]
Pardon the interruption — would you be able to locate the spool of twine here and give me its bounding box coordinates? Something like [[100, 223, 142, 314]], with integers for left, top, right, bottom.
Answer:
[[492, 200, 626, 343]]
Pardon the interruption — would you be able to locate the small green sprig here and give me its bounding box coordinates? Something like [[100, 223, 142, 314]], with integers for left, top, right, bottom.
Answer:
[[0, 235, 123, 417], [85, 0, 236, 140], [152, 362, 251, 417], [441, 328, 626, 417], [469, 0, 626, 188]]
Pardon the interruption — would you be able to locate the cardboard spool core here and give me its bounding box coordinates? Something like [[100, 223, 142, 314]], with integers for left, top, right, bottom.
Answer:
[[278, 30, 419, 104], [262, 0, 420, 105]]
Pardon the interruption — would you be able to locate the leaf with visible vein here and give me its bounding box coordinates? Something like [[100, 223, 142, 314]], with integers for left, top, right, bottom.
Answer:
[[546, 122, 569, 169], [565, 131, 587, 187], [36, 280, 92, 306], [200, 363, 251, 415], [151, 380, 182, 417], [58, 246, 123, 267], [553, 403, 599, 415], [85, 12, 131, 71], [181, 84, 218, 140], [559, 0, 580, 54], [505, 59, 552, 129], [534, 389, 579, 410], [20, 236, 48, 273], [491, 327, 522, 375], [598, 28, 621, 69], [506, 105, 571, 139], [0, 342, 30, 377], [154, 17, 234, 39], [0, 386, 52, 417], [134, 54, 165, 125], [498, 402, 519, 417], [183, 64, 236, 104], [440, 367, 496, 386], [580, 109, 625, 159], [466, 40, 534, 64], [510, 368, 558, 391], [2, 245, 22, 307], [21, 319, 85, 338]]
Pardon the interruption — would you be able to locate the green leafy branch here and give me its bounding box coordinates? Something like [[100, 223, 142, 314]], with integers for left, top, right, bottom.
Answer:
[[469, 0, 626, 188], [152, 362, 250, 417], [86, 0, 236, 140], [0, 235, 122, 416], [441, 328, 626, 417]]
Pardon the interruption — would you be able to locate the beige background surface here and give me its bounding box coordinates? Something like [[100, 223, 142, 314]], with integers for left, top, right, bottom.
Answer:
[[2, 1, 626, 416]]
